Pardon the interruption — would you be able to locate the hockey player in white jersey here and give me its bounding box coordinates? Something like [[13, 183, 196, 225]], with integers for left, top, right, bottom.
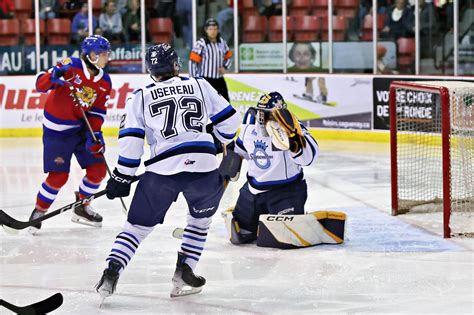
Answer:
[[228, 91, 319, 244], [95, 43, 240, 301]]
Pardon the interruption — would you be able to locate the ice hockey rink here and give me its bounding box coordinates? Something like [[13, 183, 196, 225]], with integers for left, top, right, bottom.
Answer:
[[1, 137, 473, 314]]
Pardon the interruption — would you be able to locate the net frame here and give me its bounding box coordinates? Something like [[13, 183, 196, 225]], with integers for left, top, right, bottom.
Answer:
[[390, 80, 473, 238]]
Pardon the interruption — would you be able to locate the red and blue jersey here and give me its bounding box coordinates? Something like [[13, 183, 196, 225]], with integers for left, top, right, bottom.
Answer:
[[35, 57, 112, 136]]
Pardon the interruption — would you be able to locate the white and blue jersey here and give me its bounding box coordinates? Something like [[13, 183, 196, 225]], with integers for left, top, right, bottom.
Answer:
[[234, 109, 319, 194], [117, 76, 240, 176]]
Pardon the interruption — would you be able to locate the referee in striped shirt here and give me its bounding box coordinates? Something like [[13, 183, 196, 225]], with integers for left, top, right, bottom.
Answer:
[[189, 18, 232, 101]]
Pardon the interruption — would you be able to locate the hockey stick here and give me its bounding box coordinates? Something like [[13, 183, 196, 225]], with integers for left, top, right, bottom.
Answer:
[[0, 175, 141, 231], [69, 85, 129, 214], [0, 293, 63, 314]]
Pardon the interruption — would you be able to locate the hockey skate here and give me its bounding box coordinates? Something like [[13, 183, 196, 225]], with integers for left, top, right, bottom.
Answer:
[[71, 192, 103, 227], [95, 260, 121, 305], [170, 252, 206, 298], [28, 209, 45, 235]]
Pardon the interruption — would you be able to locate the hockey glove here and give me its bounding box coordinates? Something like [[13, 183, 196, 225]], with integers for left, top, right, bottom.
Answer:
[[50, 64, 74, 86], [106, 169, 134, 199], [271, 108, 306, 153], [86, 131, 105, 158]]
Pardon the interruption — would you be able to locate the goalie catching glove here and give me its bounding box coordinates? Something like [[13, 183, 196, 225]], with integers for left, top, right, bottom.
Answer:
[[270, 108, 306, 153]]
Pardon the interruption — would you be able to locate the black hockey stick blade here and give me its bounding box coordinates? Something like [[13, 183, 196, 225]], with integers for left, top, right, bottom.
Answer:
[[0, 292, 63, 314], [0, 190, 107, 231]]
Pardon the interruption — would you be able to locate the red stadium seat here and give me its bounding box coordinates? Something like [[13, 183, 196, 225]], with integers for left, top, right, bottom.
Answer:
[[0, 19, 20, 46], [268, 16, 293, 42], [293, 15, 319, 42], [289, 0, 312, 16], [242, 0, 259, 16], [242, 15, 267, 43], [23, 19, 46, 45], [14, 0, 33, 22], [312, 0, 329, 18], [335, 0, 358, 18], [321, 15, 347, 41], [361, 14, 386, 40], [397, 37, 415, 72], [93, 0, 102, 17], [148, 18, 174, 44], [47, 19, 71, 45]]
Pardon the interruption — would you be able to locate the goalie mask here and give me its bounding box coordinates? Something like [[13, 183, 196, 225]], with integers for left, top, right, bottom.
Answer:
[[256, 91, 287, 125]]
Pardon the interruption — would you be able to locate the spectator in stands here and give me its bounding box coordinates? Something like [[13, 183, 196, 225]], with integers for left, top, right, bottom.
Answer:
[[100, 0, 124, 42], [376, 44, 399, 74], [288, 43, 322, 72], [39, 0, 59, 19], [0, 0, 15, 19], [255, 0, 288, 17], [216, 0, 242, 43], [72, 3, 99, 43], [154, 0, 175, 18], [102, 0, 128, 15], [417, 0, 439, 58], [176, 0, 192, 49], [122, 0, 145, 43], [357, 0, 388, 37], [381, 0, 414, 39]]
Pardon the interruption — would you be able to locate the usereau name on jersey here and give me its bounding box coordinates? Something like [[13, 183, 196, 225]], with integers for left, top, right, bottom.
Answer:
[[151, 84, 195, 99]]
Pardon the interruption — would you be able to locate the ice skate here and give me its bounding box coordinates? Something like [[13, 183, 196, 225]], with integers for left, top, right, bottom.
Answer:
[[28, 209, 45, 235], [71, 192, 103, 227], [170, 252, 206, 298], [95, 260, 121, 305]]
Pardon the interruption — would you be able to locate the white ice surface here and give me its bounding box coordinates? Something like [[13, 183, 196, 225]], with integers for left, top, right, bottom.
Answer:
[[0, 138, 472, 314]]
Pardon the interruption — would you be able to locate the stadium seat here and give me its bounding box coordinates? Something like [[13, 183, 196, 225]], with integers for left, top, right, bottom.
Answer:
[[335, 0, 359, 19], [312, 0, 329, 17], [321, 15, 347, 41], [58, 0, 81, 19], [242, 15, 267, 43], [0, 19, 20, 46], [93, 0, 102, 17], [148, 18, 174, 44], [242, 0, 259, 16], [268, 16, 293, 42], [293, 15, 319, 42], [23, 19, 46, 45], [361, 14, 386, 40], [397, 37, 415, 72], [47, 19, 71, 45], [289, 0, 312, 16], [14, 0, 33, 22]]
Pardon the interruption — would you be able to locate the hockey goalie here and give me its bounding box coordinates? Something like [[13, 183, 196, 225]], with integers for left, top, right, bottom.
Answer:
[[222, 91, 346, 248]]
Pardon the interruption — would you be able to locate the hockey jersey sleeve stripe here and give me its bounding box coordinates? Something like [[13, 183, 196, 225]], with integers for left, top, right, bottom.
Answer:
[[144, 141, 216, 167], [118, 156, 141, 168], [247, 171, 304, 191], [119, 128, 145, 139], [236, 138, 247, 152], [210, 105, 236, 125], [215, 129, 236, 140]]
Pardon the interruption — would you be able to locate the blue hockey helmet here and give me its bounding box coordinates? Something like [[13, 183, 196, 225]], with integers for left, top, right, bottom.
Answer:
[[145, 43, 181, 77], [81, 35, 111, 56], [257, 91, 287, 111]]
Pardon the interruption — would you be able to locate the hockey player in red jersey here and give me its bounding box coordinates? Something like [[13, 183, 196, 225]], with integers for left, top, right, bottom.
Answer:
[[28, 35, 112, 234]]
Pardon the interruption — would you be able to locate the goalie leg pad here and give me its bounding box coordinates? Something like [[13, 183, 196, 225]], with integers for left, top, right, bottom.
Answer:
[[256, 211, 346, 249]]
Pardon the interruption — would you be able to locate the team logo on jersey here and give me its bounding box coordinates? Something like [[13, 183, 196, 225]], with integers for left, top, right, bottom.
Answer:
[[54, 156, 65, 165], [61, 57, 72, 66], [250, 140, 272, 169], [72, 86, 97, 108]]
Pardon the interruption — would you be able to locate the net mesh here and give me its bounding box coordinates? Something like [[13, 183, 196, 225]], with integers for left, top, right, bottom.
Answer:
[[395, 82, 473, 236]]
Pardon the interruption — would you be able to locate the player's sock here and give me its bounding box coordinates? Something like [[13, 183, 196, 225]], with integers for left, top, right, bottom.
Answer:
[[78, 176, 101, 198], [35, 182, 60, 211], [105, 221, 153, 272], [180, 223, 210, 270]]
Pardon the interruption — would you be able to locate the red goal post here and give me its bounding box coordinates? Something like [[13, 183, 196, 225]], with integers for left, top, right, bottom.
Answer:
[[389, 80, 473, 238]]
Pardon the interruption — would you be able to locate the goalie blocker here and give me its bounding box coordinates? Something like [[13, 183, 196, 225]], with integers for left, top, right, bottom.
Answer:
[[223, 210, 346, 248]]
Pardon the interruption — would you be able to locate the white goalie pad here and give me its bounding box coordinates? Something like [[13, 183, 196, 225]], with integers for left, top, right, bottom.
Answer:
[[256, 211, 347, 249]]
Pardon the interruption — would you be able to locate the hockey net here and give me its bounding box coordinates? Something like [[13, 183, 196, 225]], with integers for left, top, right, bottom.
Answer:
[[390, 81, 473, 238]]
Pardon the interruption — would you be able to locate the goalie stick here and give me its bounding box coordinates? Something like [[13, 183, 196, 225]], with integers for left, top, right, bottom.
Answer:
[[69, 85, 129, 214], [0, 293, 63, 314], [0, 174, 142, 231]]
